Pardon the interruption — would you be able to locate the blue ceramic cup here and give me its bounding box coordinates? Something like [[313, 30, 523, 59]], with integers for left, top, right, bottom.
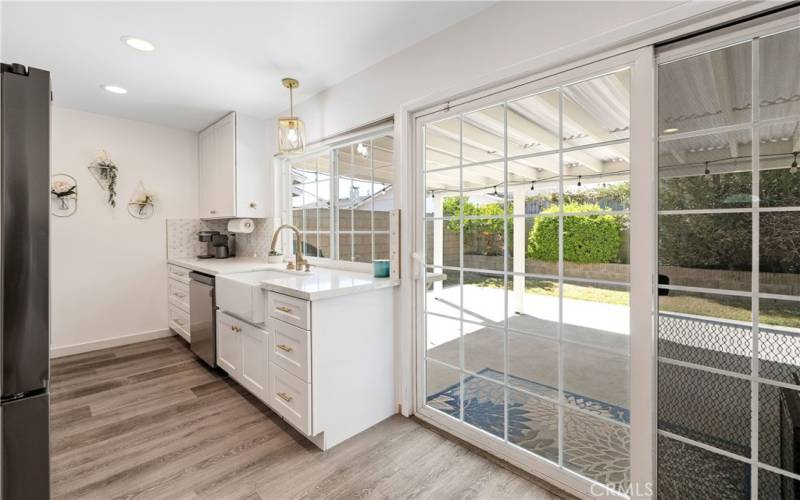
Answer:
[[373, 260, 390, 278]]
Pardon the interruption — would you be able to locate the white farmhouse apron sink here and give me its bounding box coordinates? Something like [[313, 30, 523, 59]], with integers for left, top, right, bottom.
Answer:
[[216, 269, 307, 324]]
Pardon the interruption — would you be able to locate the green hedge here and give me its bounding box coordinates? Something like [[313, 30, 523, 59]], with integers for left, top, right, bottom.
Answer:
[[528, 203, 623, 263], [442, 197, 509, 256]]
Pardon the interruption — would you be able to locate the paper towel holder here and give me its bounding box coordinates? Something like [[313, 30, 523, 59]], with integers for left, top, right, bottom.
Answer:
[[228, 218, 255, 234]]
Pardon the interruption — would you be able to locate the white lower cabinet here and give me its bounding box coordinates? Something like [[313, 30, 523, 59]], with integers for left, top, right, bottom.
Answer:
[[215, 287, 394, 451], [216, 312, 242, 378], [240, 323, 269, 401], [167, 264, 191, 342], [216, 311, 269, 402]]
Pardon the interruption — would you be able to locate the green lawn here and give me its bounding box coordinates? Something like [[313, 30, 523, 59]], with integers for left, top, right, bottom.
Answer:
[[465, 276, 800, 329]]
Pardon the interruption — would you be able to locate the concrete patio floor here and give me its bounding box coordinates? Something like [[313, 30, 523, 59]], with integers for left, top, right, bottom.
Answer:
[[425, 284, 630, 409]]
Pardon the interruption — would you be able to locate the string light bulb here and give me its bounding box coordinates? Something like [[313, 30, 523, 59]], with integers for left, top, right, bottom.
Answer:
[[791, 152, 798, 174], [703, 162, 712, 182], [530, 181, 535, 192], [577, 176, 582, 187]]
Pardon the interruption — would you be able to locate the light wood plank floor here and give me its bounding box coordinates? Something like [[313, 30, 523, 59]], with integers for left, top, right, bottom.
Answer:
[[51, 336, 571, 500]]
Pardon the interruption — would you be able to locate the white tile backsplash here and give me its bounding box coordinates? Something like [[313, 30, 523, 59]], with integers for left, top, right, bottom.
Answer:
[[167, 218, 272, 259]]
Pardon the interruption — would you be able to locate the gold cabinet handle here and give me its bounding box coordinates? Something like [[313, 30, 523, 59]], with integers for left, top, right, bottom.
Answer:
[[277, 392, 293, 403], [175, 319, 185, 326], [173, 292, 186, 299], [230, 325, 241, 333], [276, 306, 292, 314], [276, 344, 293, 353]]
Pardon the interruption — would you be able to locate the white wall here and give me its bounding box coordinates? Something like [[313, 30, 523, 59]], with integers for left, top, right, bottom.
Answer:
[[282, 1, 739, 144], [263, 0, 763, 419], [51, 107, 198, 354]]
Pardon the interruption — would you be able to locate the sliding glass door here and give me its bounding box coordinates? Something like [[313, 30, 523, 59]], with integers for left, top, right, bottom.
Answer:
[[415, 49, 655, 497], [413, 8, 798, 499], [656, 15, 800, 500]]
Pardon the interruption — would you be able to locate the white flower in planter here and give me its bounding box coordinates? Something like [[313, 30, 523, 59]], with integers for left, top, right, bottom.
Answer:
[[51, 179, 75, 195]]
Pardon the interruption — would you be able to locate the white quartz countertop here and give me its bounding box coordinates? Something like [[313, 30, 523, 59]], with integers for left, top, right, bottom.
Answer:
[[260, 267, 398, 301], [169, 257, 398, 300], [168, 257, 276, 275]]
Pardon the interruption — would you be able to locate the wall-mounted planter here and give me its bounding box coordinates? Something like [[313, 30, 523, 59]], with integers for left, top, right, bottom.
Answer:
[[51, 173, 78, 217], [128, 180, 156, 219], [88, 151, 119, 208], [127, 201, 154, 219]]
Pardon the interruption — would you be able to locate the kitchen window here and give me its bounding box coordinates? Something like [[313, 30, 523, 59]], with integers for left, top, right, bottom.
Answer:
[[283, 130, 394, 263]]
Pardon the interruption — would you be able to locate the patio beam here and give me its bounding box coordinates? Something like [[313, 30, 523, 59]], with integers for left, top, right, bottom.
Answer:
[[708, 52, 740, 158]]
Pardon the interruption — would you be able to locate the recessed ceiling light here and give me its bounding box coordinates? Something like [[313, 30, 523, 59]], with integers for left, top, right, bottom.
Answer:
[[121, 36, 155, 52], [663, 127, 679, 134], [101, 85, 128, 95]]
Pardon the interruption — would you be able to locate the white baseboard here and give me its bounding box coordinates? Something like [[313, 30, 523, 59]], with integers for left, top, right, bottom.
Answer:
[[50, 328, 176, 358]]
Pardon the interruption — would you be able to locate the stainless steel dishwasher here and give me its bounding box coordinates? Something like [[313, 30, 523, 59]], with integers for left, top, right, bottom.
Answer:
[[189, 271, 216, 367]]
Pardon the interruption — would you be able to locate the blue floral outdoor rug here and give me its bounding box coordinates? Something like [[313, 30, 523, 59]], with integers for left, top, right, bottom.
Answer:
[[426, 368, 631, 490], [428, 368, 630, 424]]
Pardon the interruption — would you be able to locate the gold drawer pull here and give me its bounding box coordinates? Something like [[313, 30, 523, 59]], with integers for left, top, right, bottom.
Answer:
[[230, 325, 241, 333], [277, 392, 293, 403], [276, 306, 292, 314], [173, 292, 186, 299], [175, 319, 185, 326], [276, 344, 293, 353]]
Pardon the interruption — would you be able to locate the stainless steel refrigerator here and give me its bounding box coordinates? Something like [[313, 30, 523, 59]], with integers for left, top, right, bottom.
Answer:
[[0, 62, 51, 499]]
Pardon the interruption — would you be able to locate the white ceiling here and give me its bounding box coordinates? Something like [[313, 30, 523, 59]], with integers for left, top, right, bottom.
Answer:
[[2, 1, 491, 130]]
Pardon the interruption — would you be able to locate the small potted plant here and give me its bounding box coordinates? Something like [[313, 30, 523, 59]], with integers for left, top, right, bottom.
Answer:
[[268, 249, 284, 264], [89, 150, 118, 207], [133, 191, 155, 215]]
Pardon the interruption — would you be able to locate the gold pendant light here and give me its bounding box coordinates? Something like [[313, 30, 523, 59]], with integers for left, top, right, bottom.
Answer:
[[277, 78, 305, 154]]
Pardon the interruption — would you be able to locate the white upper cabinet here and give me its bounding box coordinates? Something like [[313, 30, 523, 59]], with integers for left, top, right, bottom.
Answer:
[[198, 112, 269, 219]]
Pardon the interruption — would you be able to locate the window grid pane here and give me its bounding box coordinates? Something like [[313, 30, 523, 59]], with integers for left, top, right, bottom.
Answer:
[[422, 67, 632, 494], [289, 134, 393, 263], [656, 23, 800, 499]]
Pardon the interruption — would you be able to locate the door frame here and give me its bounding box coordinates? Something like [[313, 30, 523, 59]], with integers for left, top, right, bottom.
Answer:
[[409, 46, 656, 499]]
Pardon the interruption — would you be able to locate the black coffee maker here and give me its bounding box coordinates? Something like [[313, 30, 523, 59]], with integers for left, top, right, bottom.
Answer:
[[197, 231, 218, 259], [212, 233, 236, 259], [197, 230, 236, 259]]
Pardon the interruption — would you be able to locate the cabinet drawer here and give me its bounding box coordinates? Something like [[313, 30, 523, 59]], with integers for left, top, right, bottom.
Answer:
[[168, 265, 191, 283], [270, 320, 310, 382], [168, 304, 190, 342], [268, 363, 311, 435], [268, 292, 309, 330], [168, 278, 190, 311]]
